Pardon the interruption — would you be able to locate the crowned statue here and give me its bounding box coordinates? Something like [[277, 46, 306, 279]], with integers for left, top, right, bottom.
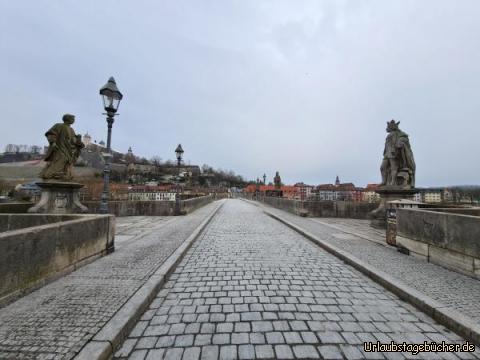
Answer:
[[380, 120, 416, 189], [369, 119, 418, 229]]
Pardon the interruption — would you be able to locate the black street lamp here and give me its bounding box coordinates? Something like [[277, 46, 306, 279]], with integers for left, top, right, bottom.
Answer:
[[175, 144, 184, 166], [99, 77, 123, 214], [174, 144, 184, 215], [263, 173, 267, 185]]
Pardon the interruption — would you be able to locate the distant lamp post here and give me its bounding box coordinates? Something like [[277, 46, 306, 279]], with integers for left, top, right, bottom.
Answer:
[[99, 77, 123, 214], [175, 144, 184, 166], [263, 173, 267, 185], [174, 144, 184, 215]]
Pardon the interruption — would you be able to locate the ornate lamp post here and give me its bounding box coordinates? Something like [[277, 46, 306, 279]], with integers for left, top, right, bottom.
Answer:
[[174, 144, 184, 215], [99, 77, 123, 214], [175, 144, 184, 167]]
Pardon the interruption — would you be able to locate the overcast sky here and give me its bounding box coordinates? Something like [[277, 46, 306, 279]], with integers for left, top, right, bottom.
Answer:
[[1, 0, 479, 186]]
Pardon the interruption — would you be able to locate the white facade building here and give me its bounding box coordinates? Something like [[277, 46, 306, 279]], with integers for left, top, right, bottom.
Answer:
[[423, 191, 442, 203], [363, 191, 381, 203], [413, 193, 422, 202], [128, 191, 176, 201]]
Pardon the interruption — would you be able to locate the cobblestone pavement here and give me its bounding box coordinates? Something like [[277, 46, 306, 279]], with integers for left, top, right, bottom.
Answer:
[[0, 202, 220, 360], [262, 204, 480, 325], [116, 200, 479, 360], [311, 219, 386, 246], [115, 216, 175, 250]]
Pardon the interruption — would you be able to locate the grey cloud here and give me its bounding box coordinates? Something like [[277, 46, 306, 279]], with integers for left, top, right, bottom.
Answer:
[[0, 0, 479, 186]]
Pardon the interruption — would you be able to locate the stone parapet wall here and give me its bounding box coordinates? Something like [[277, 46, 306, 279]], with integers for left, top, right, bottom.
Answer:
[[0, 214, 114, 307], [0, 214, 77, 232], [262, 196, 299, 215], [307, 200, 377, 218], [0, 196, 214, 217], [425, 207, 480, 216], [397, 208, 480, 278], [84, 200, 175, 216], [182, 195, 214, 214], [243, 194, 377, 219], [213, 193, 230, 200], [84, 195, 214, 217], [0, 202, 33, 214]]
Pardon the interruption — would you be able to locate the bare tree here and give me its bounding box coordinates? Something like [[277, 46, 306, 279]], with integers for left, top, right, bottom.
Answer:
[[150, 156, 162, 166]]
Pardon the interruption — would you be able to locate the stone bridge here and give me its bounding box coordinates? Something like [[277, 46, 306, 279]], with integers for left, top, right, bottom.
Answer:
[[0, 199, 479, 359]]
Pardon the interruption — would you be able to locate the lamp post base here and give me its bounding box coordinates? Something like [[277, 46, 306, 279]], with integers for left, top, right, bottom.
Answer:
[[28, 182, 88, 214]]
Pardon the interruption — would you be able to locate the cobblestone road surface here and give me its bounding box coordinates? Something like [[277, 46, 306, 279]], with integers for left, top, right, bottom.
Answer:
[[115, 216, 176, 250], [117, 200, 479, 360], [261, 204, 480, 325], [311, 219, 386, 246], [0, 203, 219, 360]]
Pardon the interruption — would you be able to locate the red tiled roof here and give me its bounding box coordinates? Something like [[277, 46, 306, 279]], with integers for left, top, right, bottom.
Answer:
[[365, 183, 379, 191], [244, 184, 298, 193], [336, 183, 355, 191], [316, 184, 336, 191]]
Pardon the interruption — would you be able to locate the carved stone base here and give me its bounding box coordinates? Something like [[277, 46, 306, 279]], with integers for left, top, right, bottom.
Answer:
[[369, 187, 418, 229], [28, 182, 88, 214]]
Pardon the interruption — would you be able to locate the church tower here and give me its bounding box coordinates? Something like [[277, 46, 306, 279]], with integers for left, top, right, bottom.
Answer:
[[126, 146, 135, 163], [82, 133, 92, 146]]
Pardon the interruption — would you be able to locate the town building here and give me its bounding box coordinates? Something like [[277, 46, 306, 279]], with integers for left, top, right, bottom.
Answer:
[[315, 184, 337, 201], [423, 189, 442, 203], [314, 177, 364, 202], [442, 188, 454, 202], [413, 193, 422, 202], [294, 182, 314, 201], [414, 188, 442, 203], [363, 184, 381, 203], [244, 184, 298, 199], [335, 182, 356, 201], [127, 185, 176, 201]]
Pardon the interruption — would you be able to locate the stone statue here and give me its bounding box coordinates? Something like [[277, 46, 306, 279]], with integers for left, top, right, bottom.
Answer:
[[274, 171, 281, 189], [380, 120, 415, 188], [40, 114, 84, 181]]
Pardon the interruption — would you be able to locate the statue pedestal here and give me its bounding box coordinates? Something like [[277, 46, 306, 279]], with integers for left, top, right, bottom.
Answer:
[[28, 182, 88, 214], [369, 187, 418, 229]]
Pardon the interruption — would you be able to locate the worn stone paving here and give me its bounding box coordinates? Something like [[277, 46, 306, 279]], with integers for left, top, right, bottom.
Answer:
[[311, 218, 386, 246], [115, 216, 176, 250], [262, 204, 480, 325], [117, 199, 479, 359], [0, 203, 219, 360]]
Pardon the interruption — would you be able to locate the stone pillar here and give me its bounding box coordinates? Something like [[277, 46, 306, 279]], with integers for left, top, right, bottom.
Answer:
[[28, 182, 89, 214], [385, 205, 397, 245], [369, 187, 418, 229]]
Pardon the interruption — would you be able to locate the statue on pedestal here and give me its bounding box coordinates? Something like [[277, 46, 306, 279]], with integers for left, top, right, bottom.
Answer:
[[370, 120, 418, 229], [29, 114, 88, 214], [40, 114, 84, 181], [380, 120, 416, 188]]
